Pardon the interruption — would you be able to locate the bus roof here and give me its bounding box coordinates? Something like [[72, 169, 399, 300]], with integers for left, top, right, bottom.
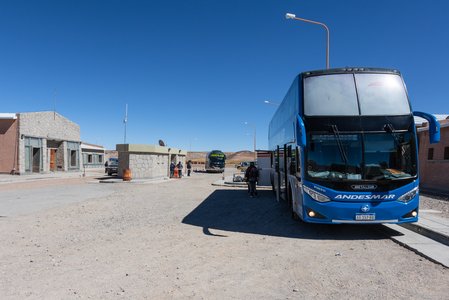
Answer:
[[301, 67, 401, 77]]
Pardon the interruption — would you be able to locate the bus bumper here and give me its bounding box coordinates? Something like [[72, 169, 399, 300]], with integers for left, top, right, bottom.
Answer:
[[302, 196, 419, 224]]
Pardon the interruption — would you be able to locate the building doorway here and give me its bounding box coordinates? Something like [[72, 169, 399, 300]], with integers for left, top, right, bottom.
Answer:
[[32, 148, 41, 173], [49, 149, 57, 171], [70, 150, 77, 167]]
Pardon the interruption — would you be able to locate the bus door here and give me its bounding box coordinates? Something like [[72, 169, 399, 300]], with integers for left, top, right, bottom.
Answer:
[[276, 146, 281, 202], [293, 146, 304, 218], [279, 145, 287, 201], [285, 145, 292, 206]]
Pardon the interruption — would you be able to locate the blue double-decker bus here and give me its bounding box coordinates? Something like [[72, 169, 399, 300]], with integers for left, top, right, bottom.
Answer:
[[268, 67, 440, 224]]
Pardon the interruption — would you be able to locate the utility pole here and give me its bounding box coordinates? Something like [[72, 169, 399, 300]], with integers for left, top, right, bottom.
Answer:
[[124, 103, 128, 144]]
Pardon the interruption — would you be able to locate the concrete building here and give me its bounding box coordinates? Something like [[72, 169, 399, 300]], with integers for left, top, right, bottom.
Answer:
[[0, 111, 82, 174], [0, 113, 19, 174], [416, 115, 449, 193], [81, 142, 105, 169], [117, 144, 187, 179]]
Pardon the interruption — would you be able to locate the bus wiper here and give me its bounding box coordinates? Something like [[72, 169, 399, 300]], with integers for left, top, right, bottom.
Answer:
[[384, 123, 403, 153], [330, 124, 349, 166]]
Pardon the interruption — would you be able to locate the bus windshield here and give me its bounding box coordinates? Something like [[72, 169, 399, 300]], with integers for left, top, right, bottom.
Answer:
[[306, 132, 417, 181], [304, 73, 411, 116], [209, 152, 226, 162]]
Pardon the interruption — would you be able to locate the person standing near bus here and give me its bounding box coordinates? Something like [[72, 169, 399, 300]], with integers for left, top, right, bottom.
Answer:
[[245, 162, 259, 197], [187, 160, 192, 176]]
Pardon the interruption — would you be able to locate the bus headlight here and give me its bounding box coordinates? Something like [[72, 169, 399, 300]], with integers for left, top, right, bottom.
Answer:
[[398, 187, 419, 203], [303, 186, 330, 203]]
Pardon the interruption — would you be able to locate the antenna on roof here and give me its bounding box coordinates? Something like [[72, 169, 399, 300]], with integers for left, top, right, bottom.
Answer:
[[123, 103, 128, 144]]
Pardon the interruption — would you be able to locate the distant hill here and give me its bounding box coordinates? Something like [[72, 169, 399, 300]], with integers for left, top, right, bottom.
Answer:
[[105, 150, 118, 160], [106, 149, 256, 165], [187, 150, 255, 164]]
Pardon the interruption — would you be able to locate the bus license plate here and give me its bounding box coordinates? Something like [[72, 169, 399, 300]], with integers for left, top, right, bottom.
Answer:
[[355, 213, 376, 221]]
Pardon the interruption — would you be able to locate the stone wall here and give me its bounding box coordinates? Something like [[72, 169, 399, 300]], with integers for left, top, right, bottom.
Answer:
[[17, 112, 81, 174], [19, 111, 80, 141], [129, 153, 169, 179], [56, 142, 65, 171], [17, 137, 25, 174]]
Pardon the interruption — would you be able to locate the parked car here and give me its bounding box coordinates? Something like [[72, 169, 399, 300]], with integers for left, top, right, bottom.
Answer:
[[105, 158, 118, 176], [236, 161, 257, 172]]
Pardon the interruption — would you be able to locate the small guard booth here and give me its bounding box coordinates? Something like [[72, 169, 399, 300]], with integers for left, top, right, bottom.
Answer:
[[116, 144, 187, 179]]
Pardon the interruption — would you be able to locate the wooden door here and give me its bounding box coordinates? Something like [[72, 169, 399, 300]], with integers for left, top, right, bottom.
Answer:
[[50, 149, 56, 171]]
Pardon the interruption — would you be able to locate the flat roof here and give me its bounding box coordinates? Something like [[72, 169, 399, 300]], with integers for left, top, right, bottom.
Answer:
[[81, 142, 105, 150], [418, 121, 449, 132], [0, 113, 17, 120], [116, 144, 187, 155], [302, 67, 400, 77], [414, 114, 449, 127]]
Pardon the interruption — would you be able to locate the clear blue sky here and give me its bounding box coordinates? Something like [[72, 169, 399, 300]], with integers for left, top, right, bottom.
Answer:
[[1, 0, 448, 151]]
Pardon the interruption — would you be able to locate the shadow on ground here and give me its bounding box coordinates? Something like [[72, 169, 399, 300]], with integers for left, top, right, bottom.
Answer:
[[183, 189, 398, 240], [95, 175, 119, 180]]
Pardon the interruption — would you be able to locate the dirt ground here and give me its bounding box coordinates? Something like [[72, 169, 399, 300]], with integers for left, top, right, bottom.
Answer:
[[0, 172, 448, 299]]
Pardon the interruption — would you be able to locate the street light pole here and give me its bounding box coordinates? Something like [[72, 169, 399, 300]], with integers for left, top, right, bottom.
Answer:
[[253, 127, 256, 161], [285, 12, 330, 69]]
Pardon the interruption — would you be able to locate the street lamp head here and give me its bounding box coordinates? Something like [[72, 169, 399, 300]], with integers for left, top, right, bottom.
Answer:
[[285, 13, 296, 19], [264, 100, 280, 106]]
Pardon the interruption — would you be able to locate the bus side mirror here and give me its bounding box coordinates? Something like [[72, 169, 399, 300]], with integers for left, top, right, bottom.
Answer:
[[413, 111, 440, 144], [296, 115, 307, 147]]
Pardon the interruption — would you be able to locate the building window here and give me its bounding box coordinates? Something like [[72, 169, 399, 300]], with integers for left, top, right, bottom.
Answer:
[[99, 155, 103, 163], [88, 154, 93, 163], [428, 148, 434, 160], [444, 147, 449, 160]]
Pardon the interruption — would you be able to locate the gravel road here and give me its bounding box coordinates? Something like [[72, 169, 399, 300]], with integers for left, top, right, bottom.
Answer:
[[0, 172, 448, 299]]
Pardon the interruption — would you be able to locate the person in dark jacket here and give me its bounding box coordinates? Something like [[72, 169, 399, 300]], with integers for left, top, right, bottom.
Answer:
[[244, 162, 259, 197], [170, 161, 175, 178], [187, 160, 192, 176]]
